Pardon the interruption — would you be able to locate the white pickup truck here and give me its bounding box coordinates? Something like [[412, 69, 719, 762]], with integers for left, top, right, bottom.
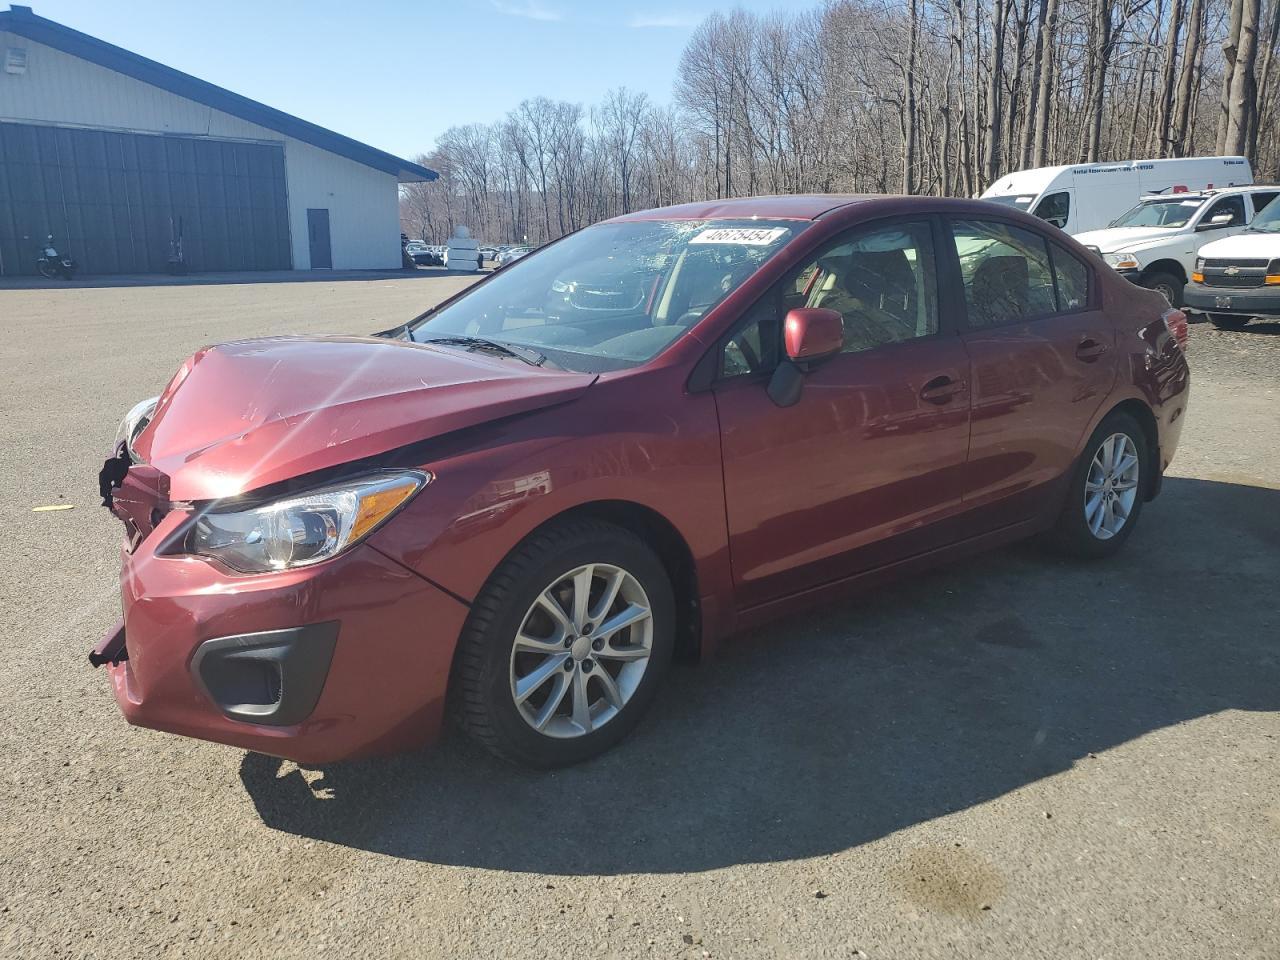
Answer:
[[1073, 185, 1280, 306]]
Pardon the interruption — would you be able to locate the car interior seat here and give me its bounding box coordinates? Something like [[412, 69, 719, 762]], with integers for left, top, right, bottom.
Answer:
[[810, 249, 919, 351], [969, 255, 1029, 326]]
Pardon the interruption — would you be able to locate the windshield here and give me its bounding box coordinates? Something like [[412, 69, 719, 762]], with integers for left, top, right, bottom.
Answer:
[[410, 219, 802, 372], [1111, 197, 1203, 228], [983, 195, 1035, 210], [1249, 196, 1280, 233]]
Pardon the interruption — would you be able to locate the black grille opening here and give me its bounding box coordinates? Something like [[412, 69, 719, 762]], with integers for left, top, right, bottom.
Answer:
[[1202, 274, 1267, 288], [1203, 258, 1269, 268], [201, 657, 282, 710]]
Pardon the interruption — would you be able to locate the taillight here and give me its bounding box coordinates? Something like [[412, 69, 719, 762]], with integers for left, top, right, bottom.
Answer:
[[1163, 308, 1188, 352]]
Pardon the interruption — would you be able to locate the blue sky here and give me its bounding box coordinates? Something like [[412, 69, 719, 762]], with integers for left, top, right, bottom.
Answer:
[[26, 0, 789, 161]]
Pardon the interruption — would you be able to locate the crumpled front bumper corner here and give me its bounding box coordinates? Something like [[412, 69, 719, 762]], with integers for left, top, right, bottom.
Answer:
[[92, 541, 469, 764]]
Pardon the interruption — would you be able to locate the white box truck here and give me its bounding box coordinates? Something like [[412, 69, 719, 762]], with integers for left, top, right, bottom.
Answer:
[[980, 156, 1253, 235]]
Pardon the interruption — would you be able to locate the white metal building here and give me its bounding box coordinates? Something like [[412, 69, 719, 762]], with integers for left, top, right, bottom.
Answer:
[[0, 5, 436, 276]]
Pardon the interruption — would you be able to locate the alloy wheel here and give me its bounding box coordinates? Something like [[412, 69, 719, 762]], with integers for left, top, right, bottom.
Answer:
[[509, 563, 653, 738], [1084, 432, 1141, 540]]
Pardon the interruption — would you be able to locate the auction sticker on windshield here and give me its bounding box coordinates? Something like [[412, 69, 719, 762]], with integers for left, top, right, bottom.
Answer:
[[689, 227, 790, 245]]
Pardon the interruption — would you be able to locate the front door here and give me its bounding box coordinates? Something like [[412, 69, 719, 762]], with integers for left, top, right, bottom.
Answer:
[[307, 208, 332, 269], [714, 218, 972, 606], [946, 217, 1116, 517]]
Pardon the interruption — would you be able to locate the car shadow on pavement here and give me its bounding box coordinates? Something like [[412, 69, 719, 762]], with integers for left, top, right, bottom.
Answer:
[[239, 476, 1279, 875]]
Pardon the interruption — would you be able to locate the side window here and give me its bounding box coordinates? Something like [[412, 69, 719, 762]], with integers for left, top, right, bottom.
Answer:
[[1202, 195, 1245, 228], [1250, 191, 1279, 217], [1050, 243, 1090, 311], [951, 219, 1057, 327], [804, 221, 939, 354], [1033, 191, 1070, 229], [720, 220, 939, 375]]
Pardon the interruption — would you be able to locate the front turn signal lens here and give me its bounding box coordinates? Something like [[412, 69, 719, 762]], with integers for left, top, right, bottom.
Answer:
[[1191, 272, 1205, 283], [1265, 274, 1280, 285], [350, 475, 424, 542]]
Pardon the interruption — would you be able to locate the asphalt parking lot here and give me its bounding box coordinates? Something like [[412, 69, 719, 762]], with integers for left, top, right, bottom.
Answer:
[[1, 275, 1277, 959]]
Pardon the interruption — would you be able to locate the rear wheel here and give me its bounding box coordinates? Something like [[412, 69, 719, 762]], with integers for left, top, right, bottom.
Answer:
[[452, 518, 675, 767], [1208, 313, 1251, 329], [1048, 411, 1149, 559], [1142, 271, 1183, 306], [37, 262, 55, 279]]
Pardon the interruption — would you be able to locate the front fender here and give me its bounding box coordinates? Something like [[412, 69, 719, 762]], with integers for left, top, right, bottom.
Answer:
[[367, 369, 733, 632]]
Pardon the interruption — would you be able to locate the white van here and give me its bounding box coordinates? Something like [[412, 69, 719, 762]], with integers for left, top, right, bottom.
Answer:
[[1183, 194, 1280, 328], [981, 156, 1253, 235]]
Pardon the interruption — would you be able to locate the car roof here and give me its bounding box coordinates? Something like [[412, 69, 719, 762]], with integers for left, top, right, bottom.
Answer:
[[607, 195, 877, 222]]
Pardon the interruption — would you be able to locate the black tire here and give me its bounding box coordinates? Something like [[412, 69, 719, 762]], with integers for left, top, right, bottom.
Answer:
[[452, 518, 675, 767], [1208, 313, 1251, 329], [37, 263, 55, 280], [1047, 410, 1150, 560], [1141, 270, 1183, 307]]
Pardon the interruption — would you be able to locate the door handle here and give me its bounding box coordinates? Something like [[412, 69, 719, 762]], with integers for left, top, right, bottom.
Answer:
[[1075, 337, 1108, 362], [920, 375, 964, 404]]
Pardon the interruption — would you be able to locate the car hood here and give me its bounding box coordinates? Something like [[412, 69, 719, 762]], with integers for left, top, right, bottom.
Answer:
[[1194, 232, 1279, 259], [1073, 226, 1183, 252], [134, 335, 596, 501]]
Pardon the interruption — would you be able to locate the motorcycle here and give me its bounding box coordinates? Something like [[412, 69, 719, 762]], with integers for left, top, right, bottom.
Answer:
[[36, 235, 77, 280]]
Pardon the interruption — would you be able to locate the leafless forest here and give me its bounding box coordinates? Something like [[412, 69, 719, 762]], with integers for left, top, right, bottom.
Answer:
[[400, 0, 1280, 244]]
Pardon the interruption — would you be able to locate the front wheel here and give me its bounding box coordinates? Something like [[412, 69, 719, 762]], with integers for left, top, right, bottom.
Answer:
[[1047, 411, 1149, 559], [452, 518, 675, 767], [1141, 271, 1183, 307], [1208, 313, 1250, 329]]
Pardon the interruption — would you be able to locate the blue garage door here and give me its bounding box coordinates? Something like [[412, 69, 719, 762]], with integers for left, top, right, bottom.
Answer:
[[0, 121, 291, 276]]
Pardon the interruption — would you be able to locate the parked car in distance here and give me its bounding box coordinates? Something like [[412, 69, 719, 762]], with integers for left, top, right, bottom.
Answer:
[[93, 195, 1190, 768], [1184, 192, 1280, 328], [405, 241, 443, 267], [497, 245, 531, 266], [981, 155, 1252, 234], [1073, 185, 1280, 306]]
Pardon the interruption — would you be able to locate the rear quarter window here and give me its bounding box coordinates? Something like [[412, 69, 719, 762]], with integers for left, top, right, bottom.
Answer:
[[1051, 244, 1091, 311]]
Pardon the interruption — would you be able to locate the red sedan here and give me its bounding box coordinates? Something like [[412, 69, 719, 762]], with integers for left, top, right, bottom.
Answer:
[[93, 195, 1190, 767]]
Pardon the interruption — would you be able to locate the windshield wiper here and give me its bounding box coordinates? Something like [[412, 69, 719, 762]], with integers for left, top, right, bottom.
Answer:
[[418, 334, 549, 367]]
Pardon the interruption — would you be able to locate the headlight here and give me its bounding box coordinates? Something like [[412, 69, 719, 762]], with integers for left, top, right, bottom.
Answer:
[[1104, 252, 1141, 271], [1195, 257, 1206, 272], [115, 396, 159, 463], [182, 471, 429, 573]]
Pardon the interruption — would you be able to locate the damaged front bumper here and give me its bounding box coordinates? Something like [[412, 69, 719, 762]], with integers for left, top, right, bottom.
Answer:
[[89, 619, 128, 668], [91, 457, 470, 764]]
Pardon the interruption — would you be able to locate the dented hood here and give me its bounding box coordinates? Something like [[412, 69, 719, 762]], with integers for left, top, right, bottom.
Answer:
[[133, 335, 596, 501]]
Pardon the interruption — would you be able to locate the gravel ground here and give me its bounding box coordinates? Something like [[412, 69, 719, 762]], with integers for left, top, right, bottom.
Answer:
[[0, 277, 1276, 960]]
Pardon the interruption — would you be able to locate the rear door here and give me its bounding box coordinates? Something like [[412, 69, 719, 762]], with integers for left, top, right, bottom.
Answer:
[[946, 217, 1116, 518], [713, 217, 973, 604]]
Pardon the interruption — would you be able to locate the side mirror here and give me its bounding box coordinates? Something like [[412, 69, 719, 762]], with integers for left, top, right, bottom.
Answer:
[[784, 307, 843, 363], [1197, 213, 1235, 231], [768, 308, 844, 407]]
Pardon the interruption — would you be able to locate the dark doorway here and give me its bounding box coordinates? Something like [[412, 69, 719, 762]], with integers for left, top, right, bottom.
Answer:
[[307, 208, 332, 269], [0, 121, 291, 276]]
